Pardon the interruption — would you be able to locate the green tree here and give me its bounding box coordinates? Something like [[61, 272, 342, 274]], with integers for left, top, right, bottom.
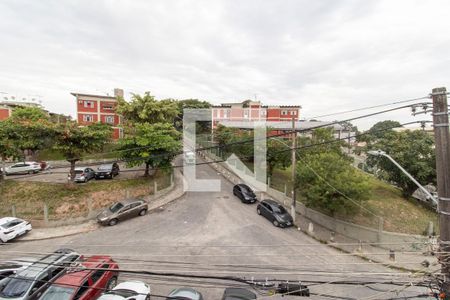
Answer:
[[117, 92, 179, 125], [266, 138, 291, 177], [296, 152, 370, 216], [119, 123, 181, 176], [54, 122, 112, 181], [5, 107, 56, 160], [176, 99, 211, 132], [361, 120, 402, 142], [366, 130, 435, 197]]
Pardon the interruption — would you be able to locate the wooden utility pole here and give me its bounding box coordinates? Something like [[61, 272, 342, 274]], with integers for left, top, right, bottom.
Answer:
[[431, 87, 450, 298], [291, 117, 297, 223]]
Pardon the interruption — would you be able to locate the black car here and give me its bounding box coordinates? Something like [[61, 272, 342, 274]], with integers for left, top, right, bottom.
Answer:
[[95, 163, 120, 179], [257, 199, 293, 227], [233, 184, 257, 204], [222, 288, 257, 300]]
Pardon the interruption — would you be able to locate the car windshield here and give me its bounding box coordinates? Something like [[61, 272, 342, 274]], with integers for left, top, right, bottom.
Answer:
[[241, 186, 254, 195], [40, 285, 75, 300], [273, 205, 287, 214], [0, 277, 32, 298], [74, 170, 83, 174], [98, 165, 112, 171], [110, 202, 124, 213]]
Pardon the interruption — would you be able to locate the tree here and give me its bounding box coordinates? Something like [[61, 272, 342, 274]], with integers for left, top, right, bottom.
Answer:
[[116, 92, 179, 125], [119, 123, 181, 176], [363, 120, 402, 141], [266, 138, 291, 177], [296, 152, 371, 216], [176, 99, 211, 132], [366, 130, 435, 197], [53, 122, 112, 181], [5, 107, 56, 160]]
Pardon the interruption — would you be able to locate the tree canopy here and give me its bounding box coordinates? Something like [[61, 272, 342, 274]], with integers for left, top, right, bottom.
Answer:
[[119, 123, 181, 176]]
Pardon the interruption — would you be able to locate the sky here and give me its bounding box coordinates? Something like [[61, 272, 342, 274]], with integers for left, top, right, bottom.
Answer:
[[0, 0, 449, 130]]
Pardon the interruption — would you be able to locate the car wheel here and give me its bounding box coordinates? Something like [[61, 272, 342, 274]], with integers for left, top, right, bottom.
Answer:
[[106, 277, 117, 290], [257, 208, 261, 215], [108, 218, 118, 226], [28, 170, 33, 174], [139, 209, 147, 216], [273, 220, 279, 227]]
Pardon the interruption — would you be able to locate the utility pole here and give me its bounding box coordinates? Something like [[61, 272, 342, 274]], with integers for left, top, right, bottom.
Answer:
[[291, 117, 297, 223], [431, 87, 450, 298]]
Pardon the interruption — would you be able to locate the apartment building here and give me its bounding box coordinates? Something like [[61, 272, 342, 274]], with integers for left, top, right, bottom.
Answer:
[[211, 100, 301, 127], [0, 100, 43, 121], [72, 88, 123, 139]]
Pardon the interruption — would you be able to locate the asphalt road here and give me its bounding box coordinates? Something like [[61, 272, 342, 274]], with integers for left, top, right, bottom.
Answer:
[[1, 159, 431, 299]]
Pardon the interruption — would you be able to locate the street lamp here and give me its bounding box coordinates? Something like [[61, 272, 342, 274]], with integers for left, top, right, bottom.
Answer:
[[367, 150, 438, 207]]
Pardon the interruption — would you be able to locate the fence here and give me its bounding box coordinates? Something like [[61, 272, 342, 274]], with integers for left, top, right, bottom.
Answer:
[[4, 171, 174, 228]]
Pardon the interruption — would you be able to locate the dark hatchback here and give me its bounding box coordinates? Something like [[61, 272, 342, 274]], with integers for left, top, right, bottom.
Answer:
[[257, 199, 293, 227], [233, 184, 257, 204], [95, 163, 120, 179]]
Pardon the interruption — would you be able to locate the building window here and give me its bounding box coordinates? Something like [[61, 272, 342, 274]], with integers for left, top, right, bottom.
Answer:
[[83, 114, 93, 122], [105, 115, 114, 124], [224, 109, 230, 118], [102, 104, 114, 110], [281, 110, 288, 115], [243, 109, 249, 118], [84, 101, 94, 108], [290, 110, 297, 115], [260, 110, 266, 116]]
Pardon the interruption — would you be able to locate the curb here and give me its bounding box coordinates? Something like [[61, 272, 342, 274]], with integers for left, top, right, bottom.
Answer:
[[18, 225, 99, 242]]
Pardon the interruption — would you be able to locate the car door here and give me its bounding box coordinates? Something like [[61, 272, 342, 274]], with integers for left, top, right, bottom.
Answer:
[[262, 203, 273, 220], [73, 279, 90, 300], [9, 163, 24, 174], [118, 205, 133, 221], [28, 271, 52, 299]]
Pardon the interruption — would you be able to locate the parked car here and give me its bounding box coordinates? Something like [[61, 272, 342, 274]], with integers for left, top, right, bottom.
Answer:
[[233, 184, 257, 204], [0, 249, 81, 300], [70, 167, 95, 183], [97, 280, 150, 300], [167, 287, 203, 300], [95, 163, 120, 180], [0, 217, 32, 243], [222, 288, 257, 300], [256, 199, 293, 228], [184, 151, 196, 165], [97, 199, 148, 226], [0, 258, 36, 281], [3, 162, 41, 175], [38, 255, 119, 300]]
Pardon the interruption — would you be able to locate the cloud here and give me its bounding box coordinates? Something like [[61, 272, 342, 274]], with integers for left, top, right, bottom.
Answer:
[[0, 0, 449, 129]]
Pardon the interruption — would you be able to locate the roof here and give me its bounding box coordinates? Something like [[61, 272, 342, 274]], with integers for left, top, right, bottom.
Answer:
[[223, 288, 257, 299], [53, 256, 111, 286], [17, 253, 65, 278], [71, 92, 117, 100]]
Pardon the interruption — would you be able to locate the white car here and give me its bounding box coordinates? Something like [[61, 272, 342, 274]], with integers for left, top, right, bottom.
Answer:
[[184, 151, 196, 165], [0, 258, 36, 281], [97, 281, 151, 300], [3, 162, 41, 175], [0, 218, 32, 243]]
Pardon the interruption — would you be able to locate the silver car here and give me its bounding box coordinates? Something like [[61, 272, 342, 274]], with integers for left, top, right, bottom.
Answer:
[[0, 249, 81, 300], [167, 287, 204, 300], [70, 167, 95, 183], [97, 199, 149, 226], [3, 162, 41, 175]]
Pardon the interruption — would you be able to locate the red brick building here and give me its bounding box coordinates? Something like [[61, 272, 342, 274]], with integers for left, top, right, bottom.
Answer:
[[211, 100, 301, 127], [72, 88, 123, 139], [0, 105, 12, 120], [0, 100, 44, 121]]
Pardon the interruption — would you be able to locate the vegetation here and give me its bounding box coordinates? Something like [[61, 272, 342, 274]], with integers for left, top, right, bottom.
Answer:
[[119, 123, 181, 176], [53, 122, 112, 181], [363, 121, 435, 197]]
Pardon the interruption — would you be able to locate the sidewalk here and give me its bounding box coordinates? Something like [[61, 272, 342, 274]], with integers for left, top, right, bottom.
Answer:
[[295, 214, 440, 273], [18, 169, 186, 242]]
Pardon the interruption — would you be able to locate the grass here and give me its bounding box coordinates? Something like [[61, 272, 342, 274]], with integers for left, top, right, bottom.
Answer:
[[0, 171, 171, 221], [37, 143, 121, 161], [268, 167, 438, 235]]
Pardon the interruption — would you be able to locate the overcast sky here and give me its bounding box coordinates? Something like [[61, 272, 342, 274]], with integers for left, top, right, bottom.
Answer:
[[0, 0, 449, 129]]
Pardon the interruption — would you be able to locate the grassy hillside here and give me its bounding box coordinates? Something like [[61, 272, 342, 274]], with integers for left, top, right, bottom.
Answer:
[[270, 167, 438, 235]]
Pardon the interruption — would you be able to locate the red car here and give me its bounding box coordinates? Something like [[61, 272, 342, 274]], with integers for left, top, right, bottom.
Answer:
[[38, 255, 119, 300]]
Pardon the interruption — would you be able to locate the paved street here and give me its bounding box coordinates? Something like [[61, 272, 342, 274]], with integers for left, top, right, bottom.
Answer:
[[1, 159, 430, 299]]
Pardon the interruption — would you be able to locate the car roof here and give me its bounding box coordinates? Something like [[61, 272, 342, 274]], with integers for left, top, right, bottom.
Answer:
[[0, 217, 20, 226], [17, 253, 68, 278], [223, 288, 257, 299], [169, 287, 201, 298], [120, 198, 142, 205], [52, 256, 112, 286], [98, 164, 115, 168], [261, 199, 278, 206], [113, 281, 149, 294], [236, 184, 251, 189]]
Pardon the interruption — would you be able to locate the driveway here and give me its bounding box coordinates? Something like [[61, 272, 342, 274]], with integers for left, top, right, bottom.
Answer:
[[1, 158, 429, 299]]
